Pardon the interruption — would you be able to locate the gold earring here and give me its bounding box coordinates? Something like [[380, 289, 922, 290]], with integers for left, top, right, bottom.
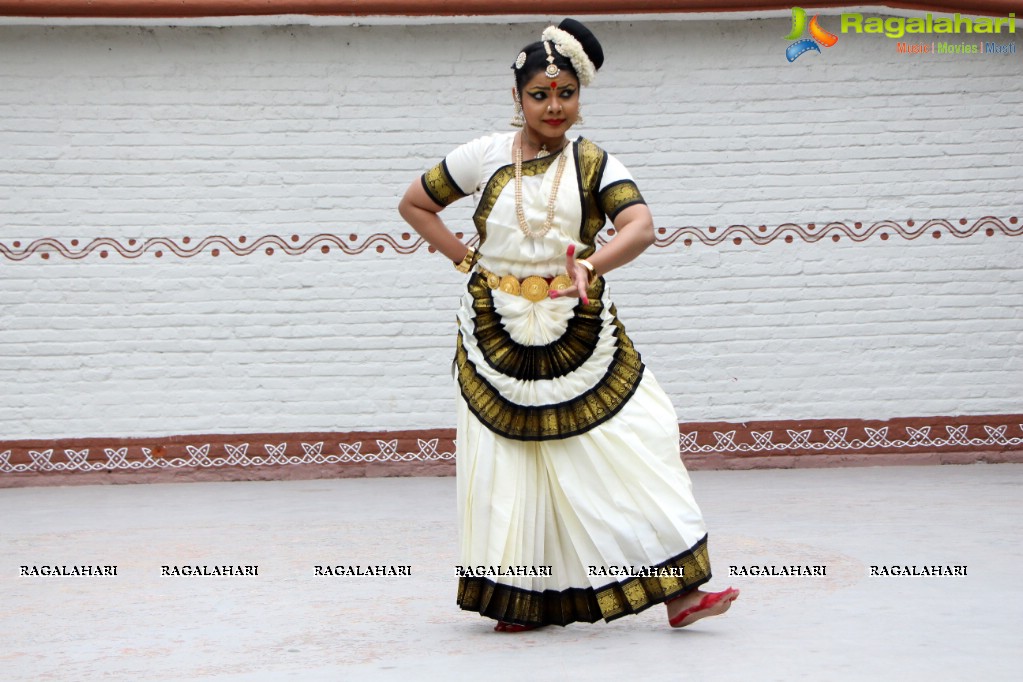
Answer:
[[576, 111, 585, 125], [511, 102, 524, 127], [511, 89, 524, 127]]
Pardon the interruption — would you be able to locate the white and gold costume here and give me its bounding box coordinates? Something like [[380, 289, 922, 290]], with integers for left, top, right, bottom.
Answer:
[[422, 131, 711, 626]]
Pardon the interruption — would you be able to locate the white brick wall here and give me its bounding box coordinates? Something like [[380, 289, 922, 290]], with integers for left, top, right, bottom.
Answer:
[[1, 17, 1021, 440]]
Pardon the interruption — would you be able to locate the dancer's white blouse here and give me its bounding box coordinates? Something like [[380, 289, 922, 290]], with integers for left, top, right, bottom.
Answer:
[[441, 131, 638, 278]]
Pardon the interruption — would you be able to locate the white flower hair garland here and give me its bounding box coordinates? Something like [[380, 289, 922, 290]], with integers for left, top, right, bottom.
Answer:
[[541, 26, 596, 86]]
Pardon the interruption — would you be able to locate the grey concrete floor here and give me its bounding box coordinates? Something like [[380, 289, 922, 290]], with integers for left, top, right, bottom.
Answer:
[[1, 464, 1021, 681]]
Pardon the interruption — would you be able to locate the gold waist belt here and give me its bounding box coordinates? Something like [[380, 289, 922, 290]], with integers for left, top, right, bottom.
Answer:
[[476, 265, 574, 303]]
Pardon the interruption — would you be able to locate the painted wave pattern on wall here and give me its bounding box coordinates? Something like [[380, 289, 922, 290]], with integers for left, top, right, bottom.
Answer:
[[1, 217, 1019, 261]]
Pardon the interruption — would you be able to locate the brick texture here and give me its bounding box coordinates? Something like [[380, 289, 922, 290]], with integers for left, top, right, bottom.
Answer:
[[0, 18, 1021, 442]]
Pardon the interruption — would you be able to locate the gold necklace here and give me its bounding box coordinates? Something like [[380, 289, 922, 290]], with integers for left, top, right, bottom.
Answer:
[[521, 131, 564, 160], [514, 140, 568, 239]]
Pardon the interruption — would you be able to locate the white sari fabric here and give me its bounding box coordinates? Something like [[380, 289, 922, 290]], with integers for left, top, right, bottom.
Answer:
[[422, 132, 711, 626]]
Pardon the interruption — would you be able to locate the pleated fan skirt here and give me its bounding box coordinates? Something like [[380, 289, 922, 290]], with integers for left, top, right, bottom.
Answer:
[[452, 270, 712, 626]]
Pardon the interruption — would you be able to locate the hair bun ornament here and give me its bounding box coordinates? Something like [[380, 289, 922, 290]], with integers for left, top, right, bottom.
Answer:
[[541, 18, 603, 86], [558, 18, 604, 70]]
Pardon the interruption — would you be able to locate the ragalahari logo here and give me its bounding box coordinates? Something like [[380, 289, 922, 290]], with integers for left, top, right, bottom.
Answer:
[[785, 7, 840, 62]]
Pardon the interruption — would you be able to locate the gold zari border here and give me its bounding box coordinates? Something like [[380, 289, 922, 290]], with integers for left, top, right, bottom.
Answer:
[[472, 148, 562, 248], [455, 297, 645, 442], [594, 535, 712, 620], [576, 138, 608, 260], [463, 138, 613, 257], [468, 271, 604, 381], [422, 160, 467, 207], [456, 534, 712, 626], [599, 180, 646, 221]]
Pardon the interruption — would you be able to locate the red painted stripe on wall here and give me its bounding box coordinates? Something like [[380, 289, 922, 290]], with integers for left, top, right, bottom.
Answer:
[[0, 1, 1017, 20], [3, 414, 1021, 487]]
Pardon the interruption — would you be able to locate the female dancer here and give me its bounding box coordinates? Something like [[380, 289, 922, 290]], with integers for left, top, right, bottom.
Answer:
[[399, 18, 738, 632]]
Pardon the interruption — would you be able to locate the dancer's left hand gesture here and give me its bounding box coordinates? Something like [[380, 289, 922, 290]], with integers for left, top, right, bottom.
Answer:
[[547, 204, 656, 306], [549, 243, 591, 305]]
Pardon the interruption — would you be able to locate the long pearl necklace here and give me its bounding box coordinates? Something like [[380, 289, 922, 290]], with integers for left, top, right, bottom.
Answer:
[[514, 137, 568, 239]]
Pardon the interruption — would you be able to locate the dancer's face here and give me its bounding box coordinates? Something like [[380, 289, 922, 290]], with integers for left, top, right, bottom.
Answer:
[[517, 69, 580, 141]]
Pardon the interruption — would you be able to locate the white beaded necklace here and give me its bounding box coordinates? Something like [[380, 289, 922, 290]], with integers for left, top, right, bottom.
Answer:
[[514, 137, 569, 239]]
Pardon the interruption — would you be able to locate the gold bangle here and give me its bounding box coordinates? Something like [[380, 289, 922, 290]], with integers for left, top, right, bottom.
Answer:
[[576, 259, 597, 284], [454, 246, 476, 274]]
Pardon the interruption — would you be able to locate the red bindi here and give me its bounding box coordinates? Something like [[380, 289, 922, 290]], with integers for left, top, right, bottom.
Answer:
[[550, 82, 558, 89]]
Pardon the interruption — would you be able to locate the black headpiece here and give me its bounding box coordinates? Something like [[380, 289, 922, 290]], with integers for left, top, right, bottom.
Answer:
[[512, 18, 604, 90]]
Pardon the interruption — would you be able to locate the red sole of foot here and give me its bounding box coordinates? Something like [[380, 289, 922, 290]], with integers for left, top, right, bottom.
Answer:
[[494, 622, 545, 633], [670, 589, 740, 628]]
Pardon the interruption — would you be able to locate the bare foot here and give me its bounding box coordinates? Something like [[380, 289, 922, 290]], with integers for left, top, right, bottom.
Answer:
[[667, 587, 740, 628]]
